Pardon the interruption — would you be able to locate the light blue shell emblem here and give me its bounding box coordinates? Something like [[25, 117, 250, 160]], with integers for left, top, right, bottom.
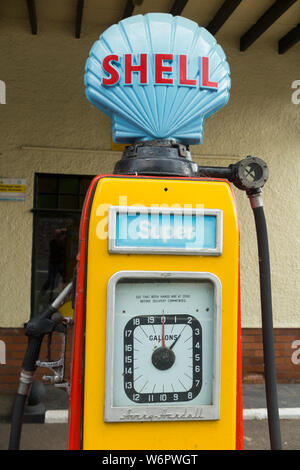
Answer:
[[84, 13, 231, 145]]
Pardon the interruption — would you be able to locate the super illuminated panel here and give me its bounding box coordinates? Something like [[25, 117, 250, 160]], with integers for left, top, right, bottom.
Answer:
[[104, 271, 221, 423], [108, 206, 223, 255]]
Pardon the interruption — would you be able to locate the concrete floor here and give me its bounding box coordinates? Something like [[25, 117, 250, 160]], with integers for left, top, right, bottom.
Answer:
[[1, 384, 300, 451]]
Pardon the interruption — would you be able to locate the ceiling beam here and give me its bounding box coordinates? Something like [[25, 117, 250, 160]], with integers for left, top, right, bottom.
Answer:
[[26, 0, 37, 35], [207, 0, 243, 36], [121, 0, 144, 20], [122, 0, 135, 19], [278, 23, 300, 54], [170, 0, 189, 16], [75, 0, 84, 38], [240, 0, 298, 51]]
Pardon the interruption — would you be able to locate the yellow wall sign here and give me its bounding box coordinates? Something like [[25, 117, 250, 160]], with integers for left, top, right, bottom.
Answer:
[[0, 178, 27, 201]]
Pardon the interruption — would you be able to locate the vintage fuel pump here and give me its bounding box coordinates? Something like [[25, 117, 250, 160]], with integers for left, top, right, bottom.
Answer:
[[9, 13, 281, 451]]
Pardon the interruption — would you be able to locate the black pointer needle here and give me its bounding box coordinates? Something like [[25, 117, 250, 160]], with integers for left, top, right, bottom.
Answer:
[[169, 335, 181, 350]]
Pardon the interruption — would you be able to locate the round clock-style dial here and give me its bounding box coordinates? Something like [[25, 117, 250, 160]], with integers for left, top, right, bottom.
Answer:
[[123, 313, 202, 404]]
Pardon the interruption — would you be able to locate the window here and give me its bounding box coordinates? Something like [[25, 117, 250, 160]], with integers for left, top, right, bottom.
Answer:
[[31, 173, 94, 317]]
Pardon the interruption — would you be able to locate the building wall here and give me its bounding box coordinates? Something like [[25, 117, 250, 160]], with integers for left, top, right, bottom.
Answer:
[[0, 19, 300, 385]]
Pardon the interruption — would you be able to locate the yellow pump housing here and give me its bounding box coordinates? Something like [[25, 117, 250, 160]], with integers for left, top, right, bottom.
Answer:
[[69, 175, 242, 450]]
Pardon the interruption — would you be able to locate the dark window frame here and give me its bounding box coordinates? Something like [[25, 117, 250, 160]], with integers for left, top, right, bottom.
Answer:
[[30, 172, 94, 317]]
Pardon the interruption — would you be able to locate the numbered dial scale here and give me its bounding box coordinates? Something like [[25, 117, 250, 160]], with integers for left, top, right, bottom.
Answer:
[[124, 314, 202, 404], [105, 272, 221, 422]]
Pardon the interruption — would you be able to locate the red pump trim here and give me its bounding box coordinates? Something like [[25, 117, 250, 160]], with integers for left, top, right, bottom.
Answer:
[[68, 176, 101, 450], [230, 186, 243, 450], [236, 264, 244, 450]]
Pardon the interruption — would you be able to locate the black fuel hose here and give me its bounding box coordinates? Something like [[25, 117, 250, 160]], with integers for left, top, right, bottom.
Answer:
[[8, 282, 73, 450], [250, 194, 282, 450], [197, 159, 282, 450], [8, 393, 27, 451], [8, 305, 56, 451]]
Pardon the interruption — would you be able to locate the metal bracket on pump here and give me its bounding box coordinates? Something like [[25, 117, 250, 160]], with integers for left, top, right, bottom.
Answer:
[[113, 140, 198, 177], [231, 156, 269, 193], [113, 139, 270, 194], [36, 316, 73, 393]]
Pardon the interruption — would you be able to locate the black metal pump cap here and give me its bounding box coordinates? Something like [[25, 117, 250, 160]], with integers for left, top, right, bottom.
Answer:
[[113, 139, 199, 177]]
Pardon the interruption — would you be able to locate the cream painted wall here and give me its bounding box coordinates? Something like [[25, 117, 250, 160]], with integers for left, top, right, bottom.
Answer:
[[0, 19, 299, 328]]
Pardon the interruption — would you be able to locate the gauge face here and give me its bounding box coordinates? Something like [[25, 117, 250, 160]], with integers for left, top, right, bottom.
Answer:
[[105, 273, 221, 423], [123, 314, 202, 404]]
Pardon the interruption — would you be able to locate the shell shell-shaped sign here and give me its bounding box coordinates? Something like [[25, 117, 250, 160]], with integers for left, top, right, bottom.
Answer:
[[84, 13, 231, 145]]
